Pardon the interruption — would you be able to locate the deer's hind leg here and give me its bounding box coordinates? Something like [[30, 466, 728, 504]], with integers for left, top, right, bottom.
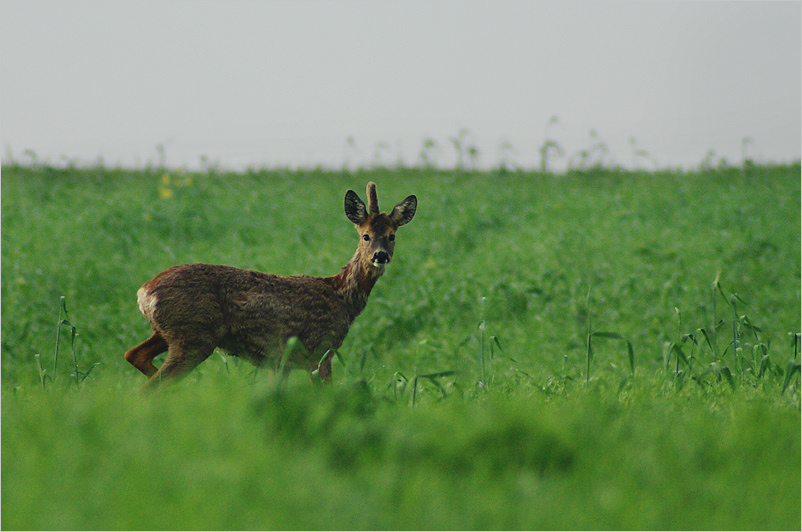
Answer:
[[125, 331, 168, 377], [140, 338, 216, 392]]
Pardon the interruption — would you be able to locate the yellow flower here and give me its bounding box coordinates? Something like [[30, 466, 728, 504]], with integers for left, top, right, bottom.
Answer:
[[158, 173, 173, 199]]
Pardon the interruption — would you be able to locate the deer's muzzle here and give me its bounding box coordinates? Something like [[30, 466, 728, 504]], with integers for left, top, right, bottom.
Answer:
[[372, 251, 390, 266]]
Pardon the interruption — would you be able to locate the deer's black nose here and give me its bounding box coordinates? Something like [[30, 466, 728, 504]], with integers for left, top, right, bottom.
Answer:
[[373, 251, 390, 264]]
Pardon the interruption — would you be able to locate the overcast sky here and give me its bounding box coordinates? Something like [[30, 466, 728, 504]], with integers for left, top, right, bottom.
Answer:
[[2, 0, 800, 171]]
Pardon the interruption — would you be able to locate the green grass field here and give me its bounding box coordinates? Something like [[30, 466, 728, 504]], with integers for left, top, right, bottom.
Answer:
[[2, 163, 800, 529]]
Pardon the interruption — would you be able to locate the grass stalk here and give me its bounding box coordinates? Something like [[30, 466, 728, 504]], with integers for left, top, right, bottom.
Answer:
[[585, 285, 593, 382], [782, 333, 802, 394], [711, 274, 720, 361], [479, 296, 487, 389], [34, 354, 46, 389], [52, 296, 67, 378], [68, 324, 79, 385]]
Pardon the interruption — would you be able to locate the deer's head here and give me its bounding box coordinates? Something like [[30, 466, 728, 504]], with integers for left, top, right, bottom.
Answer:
[[344, 182, 417, 273]]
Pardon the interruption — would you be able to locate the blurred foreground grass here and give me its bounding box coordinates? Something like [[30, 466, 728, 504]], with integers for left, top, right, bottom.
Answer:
[[3, 373, 799, 530]]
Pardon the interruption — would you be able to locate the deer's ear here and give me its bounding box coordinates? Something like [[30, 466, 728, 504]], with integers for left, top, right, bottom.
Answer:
[[344, 190, 368, 225], [390, 195, 417, 227]]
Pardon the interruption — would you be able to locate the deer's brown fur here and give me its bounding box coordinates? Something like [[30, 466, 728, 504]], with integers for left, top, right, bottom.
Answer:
[[124, 182, 416, 391]]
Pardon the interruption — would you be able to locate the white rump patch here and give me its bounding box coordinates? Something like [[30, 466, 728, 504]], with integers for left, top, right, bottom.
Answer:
[[137, 286, 158, 319]]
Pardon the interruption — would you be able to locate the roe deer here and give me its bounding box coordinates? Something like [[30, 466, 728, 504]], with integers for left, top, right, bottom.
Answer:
[[125, 182, 416, 391]]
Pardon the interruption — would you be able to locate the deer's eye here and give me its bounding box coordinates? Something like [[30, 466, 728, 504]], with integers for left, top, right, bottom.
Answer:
[[362, 234, 370, 241], [388, 234, 396, 242]]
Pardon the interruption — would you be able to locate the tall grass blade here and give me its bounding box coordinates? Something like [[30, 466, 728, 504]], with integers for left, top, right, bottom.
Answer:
[[756, 348, 771, 379], [478, 296, 487, 388], [781, 334, 801, 393], [218, 353, 230, 373], [490, 336, 503, 358], [277, 337, 304, 387], [489, 335, 503, 386], [700, 328, 716, 359], [588, 332, 636, 376], [586, 338, 593, 382], [34, 354, 47, 389], [66, 321, 80, 385], [52, 297, 68, 378], [391, 372, 408, 401], [332, 349, 347, 372], [412, 371, 460, 407], [711, 274, 720, 359], [781, 360, 800, 394], [585, 287, 593, 382], [719, 365, 735, 389], [358, 348, 369, 372]]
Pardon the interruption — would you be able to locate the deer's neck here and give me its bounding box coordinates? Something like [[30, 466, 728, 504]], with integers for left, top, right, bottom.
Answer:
[[329, 250, 382, 321]]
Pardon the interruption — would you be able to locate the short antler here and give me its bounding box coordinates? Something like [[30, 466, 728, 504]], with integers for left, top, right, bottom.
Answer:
[[366, 181, 379, 214]]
